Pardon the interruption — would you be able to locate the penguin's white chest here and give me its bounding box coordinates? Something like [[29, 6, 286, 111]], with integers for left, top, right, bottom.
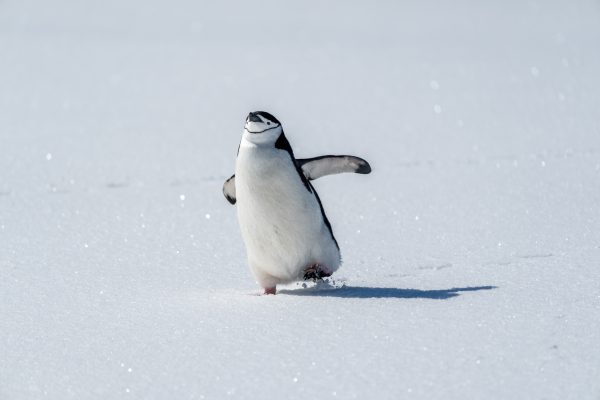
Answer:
[[235, 144, 340, 285]]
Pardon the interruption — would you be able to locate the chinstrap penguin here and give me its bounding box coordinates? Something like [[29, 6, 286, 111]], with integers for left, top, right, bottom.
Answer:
[[223, 111, 371, 295]]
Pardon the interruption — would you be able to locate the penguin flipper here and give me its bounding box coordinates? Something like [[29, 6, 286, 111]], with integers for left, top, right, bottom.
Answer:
[[223, 174, 236, 205], [297, 155, 371, 180]]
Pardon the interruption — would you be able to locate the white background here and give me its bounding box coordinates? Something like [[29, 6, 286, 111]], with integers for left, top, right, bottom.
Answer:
[[1, 0, 599, 398]]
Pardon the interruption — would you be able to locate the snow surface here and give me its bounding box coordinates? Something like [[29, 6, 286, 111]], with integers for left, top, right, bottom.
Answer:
[[1, 0, 600, 398]]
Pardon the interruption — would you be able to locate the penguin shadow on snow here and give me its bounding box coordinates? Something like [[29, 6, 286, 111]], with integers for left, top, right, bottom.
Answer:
[[279, 283, 496, 299]]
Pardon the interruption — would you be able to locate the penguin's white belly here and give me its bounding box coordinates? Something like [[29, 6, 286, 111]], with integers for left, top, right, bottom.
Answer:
[[235, 148, 340, 286]]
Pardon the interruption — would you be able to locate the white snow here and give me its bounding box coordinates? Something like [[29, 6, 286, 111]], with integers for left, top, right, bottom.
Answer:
[[1, 0, 600, 399]]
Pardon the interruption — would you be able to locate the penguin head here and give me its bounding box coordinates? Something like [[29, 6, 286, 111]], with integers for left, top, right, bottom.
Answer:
[[243, 111, 283, 144]]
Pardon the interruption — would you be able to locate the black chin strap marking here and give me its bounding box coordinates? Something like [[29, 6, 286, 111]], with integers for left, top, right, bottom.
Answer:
[[244, 124, 280, 134]]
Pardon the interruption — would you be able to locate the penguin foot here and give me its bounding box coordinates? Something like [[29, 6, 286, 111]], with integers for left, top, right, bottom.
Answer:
[[303, 264, 332, 282], [264, 287, 276, 295]]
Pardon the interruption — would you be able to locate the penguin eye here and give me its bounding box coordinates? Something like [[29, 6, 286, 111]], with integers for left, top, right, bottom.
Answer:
[[267, 121, 271, 125]]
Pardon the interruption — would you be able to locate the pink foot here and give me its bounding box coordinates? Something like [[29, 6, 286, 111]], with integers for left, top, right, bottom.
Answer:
[[264, 287, 276, 295]]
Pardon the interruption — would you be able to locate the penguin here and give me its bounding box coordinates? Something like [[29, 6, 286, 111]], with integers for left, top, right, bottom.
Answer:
[[223, 111, 371, 295]]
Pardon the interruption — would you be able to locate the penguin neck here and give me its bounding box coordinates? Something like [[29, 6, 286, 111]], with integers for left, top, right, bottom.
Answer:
[[240, 129, 283, 149]]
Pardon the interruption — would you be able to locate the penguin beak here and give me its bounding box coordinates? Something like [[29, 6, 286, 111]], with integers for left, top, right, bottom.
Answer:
[[247, 112, 262, 123]]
